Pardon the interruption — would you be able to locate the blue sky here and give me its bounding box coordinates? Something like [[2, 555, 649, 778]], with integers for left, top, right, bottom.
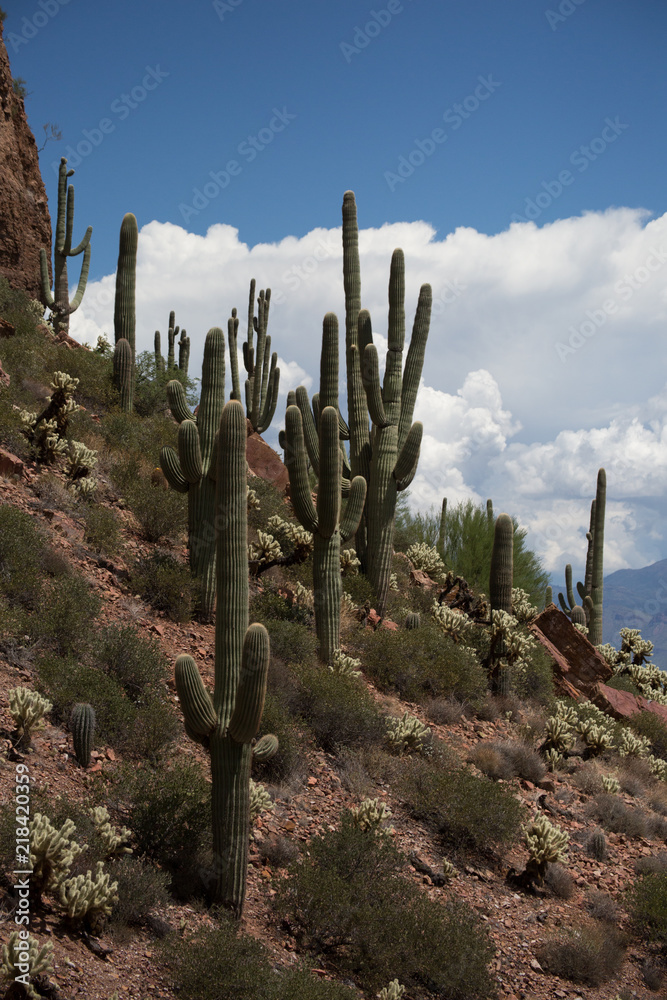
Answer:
[[5, 0, 667, 630]]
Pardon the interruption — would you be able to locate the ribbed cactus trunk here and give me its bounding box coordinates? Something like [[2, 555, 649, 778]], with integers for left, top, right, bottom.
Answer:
[[588, 468, 606, 646], [160, 328, 226, 621], [363, 249, 431, 616], [438, 497, 447, 562], [228, 280, 280, 434], [342, 192, 371, 572], [113, 213, 138, 412], [285, 314, 366, 663], [490, 512, 514, 695], [174, 400, 274, 917]]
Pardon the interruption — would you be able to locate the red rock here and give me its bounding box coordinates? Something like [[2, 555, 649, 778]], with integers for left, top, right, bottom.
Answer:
[[150, 623, 165, 636], [366, 609, 382, 628], [409, 568, 435, 588], [246, 421, 289, 491], [529, 605, 611, 698], [592, 681, 667, 723], [0, 317, 15, 338], [380, 618, 399, 630], [0, 447, 24, 478], [0, 24, 52, 300]]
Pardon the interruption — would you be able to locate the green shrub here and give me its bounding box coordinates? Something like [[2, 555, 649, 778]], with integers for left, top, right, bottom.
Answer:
[[125, 474, 187, 543], [250, 588, 313, 627], [341, 572, 375, 608], [630, 711, 667, 761], [629, 870, 667, 944], [383, 748, 524, 852], [359, 621, 487, 706], [253, 692, 308, 783], [606, 674, 643, 697], [109, 855, 170, 928], [292, 664, 386, 755], [265, 619, 317, 665], [275, 815, 496, 998], [130, 690, 179, 762], [131, 550, 193, 622], [536, 921, 626, 985], [31, 573, 100, 656], [247, 475, 291, 530], [513, 643, 555, 704], [114, 759, 211, 871], [83, 504, 122, 555], [96, 624, 168, 696], [38, 654, 138, 750], [0, 504, 46, 610], [159, 918, 359, 1000]]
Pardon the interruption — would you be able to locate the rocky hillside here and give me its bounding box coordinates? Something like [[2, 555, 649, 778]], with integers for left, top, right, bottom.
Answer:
[[1, 288, 667, 1000]]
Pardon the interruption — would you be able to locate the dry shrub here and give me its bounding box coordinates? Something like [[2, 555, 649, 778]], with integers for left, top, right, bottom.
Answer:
[[585, 889, 619, 923], [470, 744, 513, 781], [426, 695, 466, 726], [536, 920, 626, 985], [545, 863, 575, 899]]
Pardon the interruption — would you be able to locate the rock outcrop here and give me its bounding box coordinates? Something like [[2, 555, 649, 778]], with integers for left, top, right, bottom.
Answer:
[[0, 21, 52, 300], [529, 603, 612, 699]]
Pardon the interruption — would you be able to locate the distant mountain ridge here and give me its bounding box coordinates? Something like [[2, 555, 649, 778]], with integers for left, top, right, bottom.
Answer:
[[553, 558, 667, 669]]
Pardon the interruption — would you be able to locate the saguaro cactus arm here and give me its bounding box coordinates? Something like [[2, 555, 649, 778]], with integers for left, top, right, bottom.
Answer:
[[175, 654, 217, 738], [284, 405, 318, 534], [167, 379, 195, 424], [340, 475, 367, 544], [160, 445, 190, 493]]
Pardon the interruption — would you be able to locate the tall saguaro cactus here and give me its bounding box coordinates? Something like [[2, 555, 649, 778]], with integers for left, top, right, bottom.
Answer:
[[341, 193, 432, 614], [160, 328, 225, 621], [39, 157, 92, 339], [362, 249, 432, 616], [155, 311, 190, 375], [228, 279, 280, 434], [285, 315, 367, 662], [174, 400, 274, 916], [489, 512, 514, 694], [112, 213, 138, 412], [557, 468, 606, 643]]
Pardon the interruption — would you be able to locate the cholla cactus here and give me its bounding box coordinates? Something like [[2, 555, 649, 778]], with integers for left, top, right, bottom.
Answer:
[[431, 602, 476, 644], [580, 723, 614, 756], [389, 573, 399, 592], [378, 981, 405, 1000], [248, 531, 282, 566], [341, 591, 357, 614], [386, 713, 431, 755], [266, 515, 314, 560], [544, 748, 563, 771], [406, 542, 446, 581], [340, 548, 361, 576], [247, 487, 260, 510], [1, 932, 54, 1000], [249, 779, 274, 823], [543, 715, 574, 754], [441, 857, 456, 880], [20, 371, 81, 462], [620, 627, 654, 665], [66, 440, 98, 496], [329, 648, 362, 678], [293, 581, 314, 610], [512, 587, 538, 623], [523, 814, 569, 883], [618, 729, 650, 758], [349, 797, 393, 834], [30, 814, 84, 896], [601, 774, 620, 794], [58, 860, 118, 925], [648, 756, 667, 782], [9, 687, 52, 746], [554, 700, 579, 726], [89, 807, 132, 858]]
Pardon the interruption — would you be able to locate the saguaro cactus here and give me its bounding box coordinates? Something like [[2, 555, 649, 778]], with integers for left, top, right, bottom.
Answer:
[[285, 314, 366, 662], [362, 249, 432, 616], [341, 193, 431, 613], [160, 328, 225, 621], [112, 213, 138, 412], [489, 512, 514, 694], [39, 157, 92, 339], [557, 468, 606, 642], [174, 399, 274, 916], [70, 703, 95, 768], [228, 279, 280, 434]]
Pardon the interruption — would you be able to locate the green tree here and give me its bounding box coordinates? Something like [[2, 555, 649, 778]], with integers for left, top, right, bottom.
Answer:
[[395, 497, 548, 606]]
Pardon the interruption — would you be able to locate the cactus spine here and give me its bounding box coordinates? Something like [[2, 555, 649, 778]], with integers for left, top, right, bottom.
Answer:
[[160, 328, 225, 621], [228, 280, 280, 434], [39, 157, 92, 339], [70, 703, 95, 768], [174, 399, 274, 916], [112, 213, 138, 412], [285, 314, 366, 663]]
